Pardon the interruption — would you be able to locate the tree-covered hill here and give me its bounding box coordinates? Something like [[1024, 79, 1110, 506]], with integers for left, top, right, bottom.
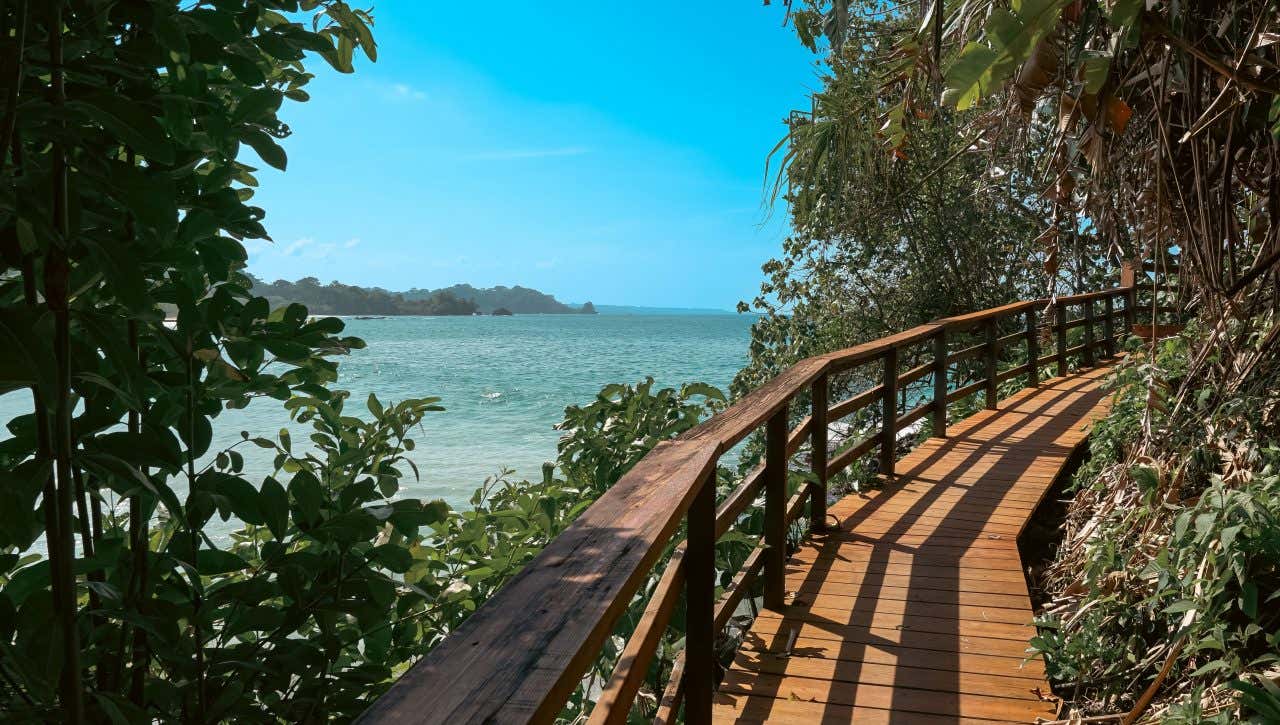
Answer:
[[248, 277, 597, 316], [404, 283, 596, 314], [249, 275, 479, 316]]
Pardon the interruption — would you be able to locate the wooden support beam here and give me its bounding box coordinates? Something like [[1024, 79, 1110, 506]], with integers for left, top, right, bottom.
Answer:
[[1125, 285, 1137, 334], [1083, 299, 1095, 367], [809, 375, 828, 534], [683, 472, 715, 725], [763, 407, 788, 611], [1055, 302, 1068, 377], [983, 319, 998, 410], [1103, 295, 1115, 357], [880, 349, 898, 476], [1024, 308, 1039, 386], [932, 329, 947, 438]]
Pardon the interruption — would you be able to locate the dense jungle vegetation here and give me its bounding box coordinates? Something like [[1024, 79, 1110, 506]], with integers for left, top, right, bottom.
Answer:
[[1, 0, 1277, 723]]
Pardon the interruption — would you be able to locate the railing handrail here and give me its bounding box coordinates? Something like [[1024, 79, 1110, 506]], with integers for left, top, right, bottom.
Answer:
[[357, 283, 1139, 725]]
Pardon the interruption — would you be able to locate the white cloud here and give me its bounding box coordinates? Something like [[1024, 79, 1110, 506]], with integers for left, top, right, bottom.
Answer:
[[283, 237, 314, 256], [343, 238, 362, 249], [387, 82, 427, 101], [465, 146, 591, 161]]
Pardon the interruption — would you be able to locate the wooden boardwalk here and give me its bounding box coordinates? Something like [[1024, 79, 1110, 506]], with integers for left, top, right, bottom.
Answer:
[[713, 364, 1116, 724]]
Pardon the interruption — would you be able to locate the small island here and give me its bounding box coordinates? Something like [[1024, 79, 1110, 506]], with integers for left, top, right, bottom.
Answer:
[[249, 275, 599, 316]]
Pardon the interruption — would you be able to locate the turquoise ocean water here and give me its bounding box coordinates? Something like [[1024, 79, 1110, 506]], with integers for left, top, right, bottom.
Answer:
[[0, 314, 754, 510]]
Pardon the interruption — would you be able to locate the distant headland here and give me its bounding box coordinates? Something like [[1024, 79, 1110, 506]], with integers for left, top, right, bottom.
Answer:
[[248, 275, 598, 316]]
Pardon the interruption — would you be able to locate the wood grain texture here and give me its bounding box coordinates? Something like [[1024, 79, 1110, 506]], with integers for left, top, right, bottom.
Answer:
[[714, 363, 1114, 723], [357, 441, 717, 724]]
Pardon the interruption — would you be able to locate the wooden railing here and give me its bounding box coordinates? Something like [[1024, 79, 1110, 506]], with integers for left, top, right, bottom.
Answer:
[[357, 283, 1139, 725]]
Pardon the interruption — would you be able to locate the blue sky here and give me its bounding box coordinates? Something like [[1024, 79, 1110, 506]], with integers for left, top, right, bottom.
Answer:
[[245, 4, 818, 309]]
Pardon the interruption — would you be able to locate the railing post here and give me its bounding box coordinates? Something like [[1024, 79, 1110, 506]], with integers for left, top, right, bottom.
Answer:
[[1055, 301, 1068, 377], [683, 469, 715, 725], [809, 375, 828, 534], [1122, 262, 1138, 336], [932, 328, 948, 438], [983, 319, 998, 409], [763, 406, 788, 611], [880, 348, 898, 477], [1103, 295, 1115, 357], [1024, 308, 1039, 386], [1083, 298, 1095, 367]]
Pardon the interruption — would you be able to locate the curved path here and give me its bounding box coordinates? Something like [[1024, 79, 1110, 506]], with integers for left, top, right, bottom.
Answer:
[[713, 364, 1116, 723]]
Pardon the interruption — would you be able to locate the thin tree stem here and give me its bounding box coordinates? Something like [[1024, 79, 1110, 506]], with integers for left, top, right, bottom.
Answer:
[[46, 3, 84, 720]]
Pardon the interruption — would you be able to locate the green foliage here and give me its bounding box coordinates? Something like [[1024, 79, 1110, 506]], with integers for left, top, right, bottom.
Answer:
[[0, 1, 437, 720], [942, 0, 1071, 110], [1031, 323, 1280, 719], [557, 378, 726, 493], [744, 4, 1067, 409]]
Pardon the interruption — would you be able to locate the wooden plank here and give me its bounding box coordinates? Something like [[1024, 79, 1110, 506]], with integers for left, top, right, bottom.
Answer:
[[736, 637, 1046, 678], [783, 567, 1030, 598], [357, 441, 717, 724], [746, 617, 1037, 657], [728, 650, 1045, 689], [880, 346, 898, 475], [933, 329, 948, 436], [718, 673, 1055, 721], [753, 608, 1037, 642], [827, 384, 882, 422], [896, 401, 932, 430], [810, 374, 829, 533], [946, 379, 986, 404], [715, 547, 764, 632], [713, 693, 1028, 725], [763, 408, 788, 610], [591, 547, 685, 725], [654, 653, 684, 725], [941, 299, 1038, 329], [786, 580, 1032, 611], [684, 473, 716, 724], [825, 494, 1038, 522], [825, 434, 878, 479], [788, 557, 1028, 584], [715, 464, 763, 539], [790, 542, 1027, 570], [823, 323, 940, 373], [682, 358, 827, 452], [786, 596, 1037, 626]]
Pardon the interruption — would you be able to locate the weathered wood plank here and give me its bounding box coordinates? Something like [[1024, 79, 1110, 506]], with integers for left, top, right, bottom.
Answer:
[[713, 693, 1025, 725], [356, 441, 717, 724], [735, 637, 1046, 677], [727, 651, 1046, 690], [718, 673, 1055, 721]]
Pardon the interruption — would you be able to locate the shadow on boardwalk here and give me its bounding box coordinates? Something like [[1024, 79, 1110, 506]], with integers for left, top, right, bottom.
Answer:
[[714, 365, 1115, 723]]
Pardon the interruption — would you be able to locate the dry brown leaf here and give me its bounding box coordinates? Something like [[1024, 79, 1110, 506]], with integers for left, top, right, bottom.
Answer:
[[1106, 97, 1132, 134]]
